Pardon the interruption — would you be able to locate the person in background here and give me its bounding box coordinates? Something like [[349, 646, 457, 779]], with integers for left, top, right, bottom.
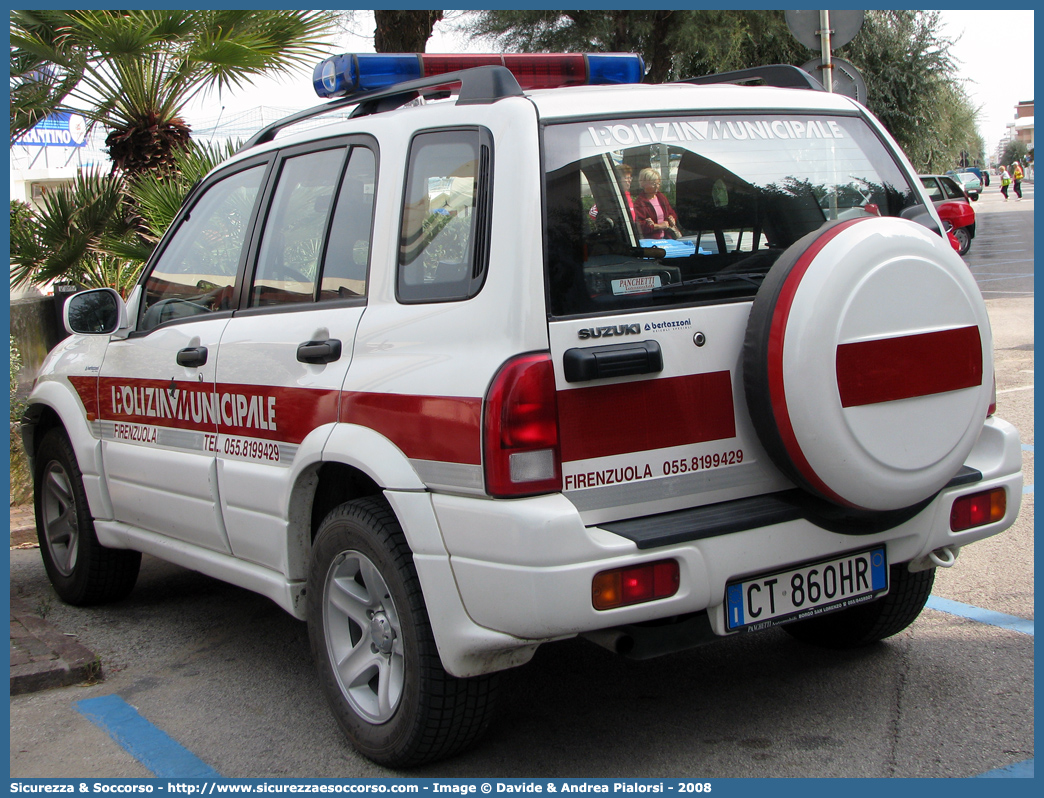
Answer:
[[633, 168, 680, 239], [1011, 162, 1024, 200], [999, 165, 1011, 201]]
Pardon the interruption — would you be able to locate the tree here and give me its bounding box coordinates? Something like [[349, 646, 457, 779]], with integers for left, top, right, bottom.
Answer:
[[10, 10, 335, 175], [374, 10, 444, 52], [839, 10, 979, 172], [464, 9, 979, 172], [463, 10, 802, 84], [10, 140, 238, 295], [1001, 139, 1030, 168], [9, 170, 139, 293]]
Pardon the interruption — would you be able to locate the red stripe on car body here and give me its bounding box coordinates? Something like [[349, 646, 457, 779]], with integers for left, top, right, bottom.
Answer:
[[836, 326, 983, 407], [97, 378, 340, 444], [94, 376, 484, 464], [557, 371, 736, 462], [340, 392, 483, 465]]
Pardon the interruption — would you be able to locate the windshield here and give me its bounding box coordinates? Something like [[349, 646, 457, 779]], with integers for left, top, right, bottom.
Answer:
[[544, 113, 922, 316]]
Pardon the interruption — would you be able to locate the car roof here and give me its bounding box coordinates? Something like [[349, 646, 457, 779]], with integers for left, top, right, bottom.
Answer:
[[524, 81, 861, 121]]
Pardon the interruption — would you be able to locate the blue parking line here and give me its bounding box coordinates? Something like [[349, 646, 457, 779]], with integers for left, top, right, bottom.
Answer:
[[977, 758, 1034, 778], [75, 695, 222, 778], [926, 596, 1034, 636], [1022, 443, 1034, 453], [1024, 484, 1034, 494]]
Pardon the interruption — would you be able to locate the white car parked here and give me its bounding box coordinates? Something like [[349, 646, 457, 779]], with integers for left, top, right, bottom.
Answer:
[[24, 53, 1022, 767]]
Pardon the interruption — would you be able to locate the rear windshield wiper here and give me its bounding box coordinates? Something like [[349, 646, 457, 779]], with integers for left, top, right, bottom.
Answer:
[[651, 271, 767, 292]]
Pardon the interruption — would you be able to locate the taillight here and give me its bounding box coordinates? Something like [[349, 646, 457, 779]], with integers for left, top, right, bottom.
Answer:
[[483, 353, 561, 497], [950, 488, 1006, 531], [988, 374, 997, 417], [593, 560, 680, 610]]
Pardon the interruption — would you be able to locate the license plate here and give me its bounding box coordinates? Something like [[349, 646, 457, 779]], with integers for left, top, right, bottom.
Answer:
[[725, 547, 888, 632]]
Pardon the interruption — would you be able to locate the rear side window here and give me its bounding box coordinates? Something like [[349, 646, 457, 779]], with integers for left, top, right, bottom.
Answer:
[[319, 147, 376, 301], [252, 148, 345, 307], [249, 142, 377, 308], [140, 164, 266, 332], [397, 129, 492, 303], [543, 114, 921, 316]]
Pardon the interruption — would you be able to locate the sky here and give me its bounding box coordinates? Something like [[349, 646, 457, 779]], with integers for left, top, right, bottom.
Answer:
[[82, 8, 1029, 162], [937, 9, 1034, 154]]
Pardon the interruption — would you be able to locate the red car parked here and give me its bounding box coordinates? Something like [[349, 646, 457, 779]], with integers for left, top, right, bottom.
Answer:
[[920, 174, 976, 255]]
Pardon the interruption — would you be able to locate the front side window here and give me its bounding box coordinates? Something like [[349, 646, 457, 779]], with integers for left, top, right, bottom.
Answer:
[[544, 114, 921, 316], [398, 129, 491, 302], [140, 164, 265, 331]]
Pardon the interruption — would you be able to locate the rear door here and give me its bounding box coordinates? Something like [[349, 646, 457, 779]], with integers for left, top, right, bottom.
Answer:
[[542, 113, 926, 524], [214, 138, 377, 572]]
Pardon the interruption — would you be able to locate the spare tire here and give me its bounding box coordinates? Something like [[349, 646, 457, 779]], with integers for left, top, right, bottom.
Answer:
[[744, 216, 992, 512]]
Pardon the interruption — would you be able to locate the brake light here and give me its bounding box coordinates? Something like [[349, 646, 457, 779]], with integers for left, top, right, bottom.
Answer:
[[988, 374, 997, 417], [483, 353, 561, 497], [950, 488, 1006, 531], [593, 560, 680, 610], [313, 53, 646, 98]]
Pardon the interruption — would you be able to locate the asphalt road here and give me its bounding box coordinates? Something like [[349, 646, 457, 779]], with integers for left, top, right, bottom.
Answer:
[[963, 177, 1034, 298], [9, 189, 1034, 780]]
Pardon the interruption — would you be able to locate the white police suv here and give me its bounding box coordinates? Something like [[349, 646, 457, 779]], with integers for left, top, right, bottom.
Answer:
[[24, 53, 1023, 766]]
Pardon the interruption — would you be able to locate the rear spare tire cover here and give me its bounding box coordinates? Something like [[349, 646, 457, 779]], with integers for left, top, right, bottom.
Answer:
[[744, 216, 992, 511]]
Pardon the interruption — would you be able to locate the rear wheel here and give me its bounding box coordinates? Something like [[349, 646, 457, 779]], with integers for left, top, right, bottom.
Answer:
[[307, 497, 499, 767], [34, 429, 141, 605], [953, 226, 972, 256], [782, 564, 934, 648]]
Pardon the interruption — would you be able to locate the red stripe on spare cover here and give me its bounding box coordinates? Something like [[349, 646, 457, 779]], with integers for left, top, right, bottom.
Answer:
[[767, 218, 867, 507], [340, 392, 482, 465], [836, 326, 983, 407], [557, 372, 735, 462]]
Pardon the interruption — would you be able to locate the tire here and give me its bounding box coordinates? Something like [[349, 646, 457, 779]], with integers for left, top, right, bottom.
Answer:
[[782, 564, 934, 649], [743, 216, 991, 512], [953, 226, 972, 256], [33, 429, 141, 605], [307, 497, 499, 767]]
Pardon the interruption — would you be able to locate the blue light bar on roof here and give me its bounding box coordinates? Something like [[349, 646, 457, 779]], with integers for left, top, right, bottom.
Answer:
[[312, 53, 646, 99]]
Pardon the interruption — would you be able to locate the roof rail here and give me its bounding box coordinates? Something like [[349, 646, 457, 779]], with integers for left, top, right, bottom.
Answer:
[[682, 64, 825, 92], [241, 65, 523, 151]]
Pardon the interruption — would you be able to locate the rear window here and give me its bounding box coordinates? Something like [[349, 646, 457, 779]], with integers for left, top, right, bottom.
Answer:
[[544, 114, 921, 317]]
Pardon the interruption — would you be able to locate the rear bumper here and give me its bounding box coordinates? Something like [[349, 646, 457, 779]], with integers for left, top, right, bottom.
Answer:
[[433, 416, 1021, 643]]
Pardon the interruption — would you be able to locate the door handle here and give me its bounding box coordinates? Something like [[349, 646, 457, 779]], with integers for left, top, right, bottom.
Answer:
[[563, 340, 663, 383], [297, 338, 342, 364], [176, 346, 208, 368]]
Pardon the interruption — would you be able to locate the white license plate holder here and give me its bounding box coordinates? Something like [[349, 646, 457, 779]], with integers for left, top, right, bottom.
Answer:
[[725, 547, 888, 633]]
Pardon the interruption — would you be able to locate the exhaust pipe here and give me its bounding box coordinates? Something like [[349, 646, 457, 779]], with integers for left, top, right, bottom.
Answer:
[[582, 612, 718, 660]]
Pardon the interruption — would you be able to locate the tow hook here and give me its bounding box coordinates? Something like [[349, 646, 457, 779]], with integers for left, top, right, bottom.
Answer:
[[908, 545, 960, 572]]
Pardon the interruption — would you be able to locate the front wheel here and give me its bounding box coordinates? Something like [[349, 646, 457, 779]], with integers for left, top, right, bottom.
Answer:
[[307, 497, 499, 767], [782, 563, 934, 649], [34, 428, 141, 605]]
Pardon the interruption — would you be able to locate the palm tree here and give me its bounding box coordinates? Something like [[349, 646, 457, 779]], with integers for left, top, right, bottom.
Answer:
[[11, 9, 335, 175], [10, 140, 240, 295]]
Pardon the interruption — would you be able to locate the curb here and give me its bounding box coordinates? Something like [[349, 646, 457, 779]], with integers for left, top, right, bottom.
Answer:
[[10, 595, 102, 695]]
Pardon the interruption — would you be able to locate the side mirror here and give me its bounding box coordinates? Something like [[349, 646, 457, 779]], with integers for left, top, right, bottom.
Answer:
[[64, 288, 129, 336]]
